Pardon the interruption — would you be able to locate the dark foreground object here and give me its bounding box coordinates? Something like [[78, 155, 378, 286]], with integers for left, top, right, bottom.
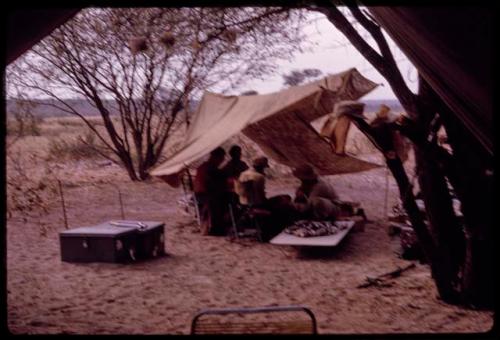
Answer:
[[59, 221, 165, 263], [191, 305, 318, 334]]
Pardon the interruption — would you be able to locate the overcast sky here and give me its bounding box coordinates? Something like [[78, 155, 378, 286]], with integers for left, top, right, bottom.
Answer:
[[240, 12, 418, 100]]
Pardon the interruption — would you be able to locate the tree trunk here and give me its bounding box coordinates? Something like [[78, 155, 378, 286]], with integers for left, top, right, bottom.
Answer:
[[412, 77, 465, 304], [117, 150, 139, 181], [348, 117, 437, 264], [385, 156, 436, 262], [350, 113, 463, 304], [436, 102, 494, 309], [314, 2, 493, 308], [413, 148, 463, 303], [137, 165, 150, 180], [399, 77, 494, 308], [139, 144, 157, 181], [137, 155, 153, 181], [125, 166, 139, 181]]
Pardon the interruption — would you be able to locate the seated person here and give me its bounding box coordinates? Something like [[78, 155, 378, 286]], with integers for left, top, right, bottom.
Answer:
[[292, 164, 355, 221], [235, 157, 297, 241], [235, 156, 268, 207]]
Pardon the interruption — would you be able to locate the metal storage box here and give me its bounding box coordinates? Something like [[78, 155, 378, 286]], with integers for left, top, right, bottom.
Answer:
[[59, 221, 165, 263], [133, 221, 166, 260]]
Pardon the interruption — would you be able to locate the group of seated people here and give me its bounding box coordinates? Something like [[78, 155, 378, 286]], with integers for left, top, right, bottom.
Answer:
[[193, 144, 360, 241]]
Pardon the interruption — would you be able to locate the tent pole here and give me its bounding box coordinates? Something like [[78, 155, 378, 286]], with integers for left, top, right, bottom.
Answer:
[[118, 186, 125, 220], [384, 165, 390, 222], [181, 170, 190, 215], [57, 179, 69, 229], [186, 168, 201, 226]]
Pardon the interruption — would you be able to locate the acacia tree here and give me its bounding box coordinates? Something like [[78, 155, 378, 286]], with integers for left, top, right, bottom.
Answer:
[[311, 2, 493, 308], [7, 7, 308, 180]]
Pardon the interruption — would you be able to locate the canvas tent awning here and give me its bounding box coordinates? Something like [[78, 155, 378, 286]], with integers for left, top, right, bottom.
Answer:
[[149, 68, 380, 178]]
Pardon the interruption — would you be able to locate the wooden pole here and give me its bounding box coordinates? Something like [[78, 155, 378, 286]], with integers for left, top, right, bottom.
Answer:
[[186, 168, 201, 226], [186, 168, 195, 192], [384, 165, 390, 222], [181, 171, 191, 216], [57, 179, 69, 229], [117, 186, 125, 220]]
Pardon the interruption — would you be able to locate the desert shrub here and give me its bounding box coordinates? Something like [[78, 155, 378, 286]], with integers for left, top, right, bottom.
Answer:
[[26, 117, 43, 136], [8, 99, 43, 137], [6, 120, 17, 136], [87, 117, 105, 126], [47, 129, 103, 161], [6, 115, 43, 137], [6, 151, 59, 220], [57, 118, 86, 127]]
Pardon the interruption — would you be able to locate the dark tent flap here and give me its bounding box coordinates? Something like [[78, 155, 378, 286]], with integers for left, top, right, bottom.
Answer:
[[369, 7, 493, 155], [243, 110, 381, 176]]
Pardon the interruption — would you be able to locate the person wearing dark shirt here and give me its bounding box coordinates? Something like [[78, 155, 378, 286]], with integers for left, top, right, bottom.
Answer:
[[194, 147, 227, 235], [222, 145, 249, 181], [221, 145, 249, 205]]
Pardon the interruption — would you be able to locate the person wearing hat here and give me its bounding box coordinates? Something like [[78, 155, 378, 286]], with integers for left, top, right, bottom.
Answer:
[[235, 156, 297, 241], [235, 156, 269, 206], [292, 164, 341, 220]]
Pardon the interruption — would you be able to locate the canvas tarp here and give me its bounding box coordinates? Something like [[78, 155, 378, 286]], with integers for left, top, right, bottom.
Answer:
[[149, 68, 380, 178]]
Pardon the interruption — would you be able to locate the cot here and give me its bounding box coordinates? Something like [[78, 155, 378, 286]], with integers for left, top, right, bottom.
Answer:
[[269, 220, 355, 247]]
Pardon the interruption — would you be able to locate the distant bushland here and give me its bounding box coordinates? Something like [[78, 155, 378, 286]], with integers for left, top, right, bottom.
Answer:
[[6, 98, 403, 118]]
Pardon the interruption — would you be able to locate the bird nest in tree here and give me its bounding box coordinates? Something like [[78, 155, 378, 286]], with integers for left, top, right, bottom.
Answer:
[[191, 39, 202, 50], [160, 31, 176, 47], [129, 37, 148, 54], [223, 29, 238, 43]]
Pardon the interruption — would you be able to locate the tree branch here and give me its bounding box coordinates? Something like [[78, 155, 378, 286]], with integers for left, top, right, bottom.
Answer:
[[311, 1, 418, 115]]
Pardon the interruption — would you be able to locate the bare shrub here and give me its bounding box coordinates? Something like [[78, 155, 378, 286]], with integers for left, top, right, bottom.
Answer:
[[7, 99, 43, 138], [6, 150, 59, 221], [57, 119, 86, 127], [47, 129, 105, 161]]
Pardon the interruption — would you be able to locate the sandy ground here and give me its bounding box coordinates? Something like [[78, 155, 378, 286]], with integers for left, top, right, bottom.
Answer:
[[6, 159, 494, 335]]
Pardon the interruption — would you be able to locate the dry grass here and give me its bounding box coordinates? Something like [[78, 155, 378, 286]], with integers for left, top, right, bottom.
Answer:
[[39, 116, 107, 138], [9, 113, 381, 174], [6, 113, 381, 218]]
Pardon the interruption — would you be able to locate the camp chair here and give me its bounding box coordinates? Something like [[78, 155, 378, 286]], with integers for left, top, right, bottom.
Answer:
[[190, 305, 318, 334], [227, 180, 270, 242], [179, 169, 201, 226], [228, 201, 269, 242]]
